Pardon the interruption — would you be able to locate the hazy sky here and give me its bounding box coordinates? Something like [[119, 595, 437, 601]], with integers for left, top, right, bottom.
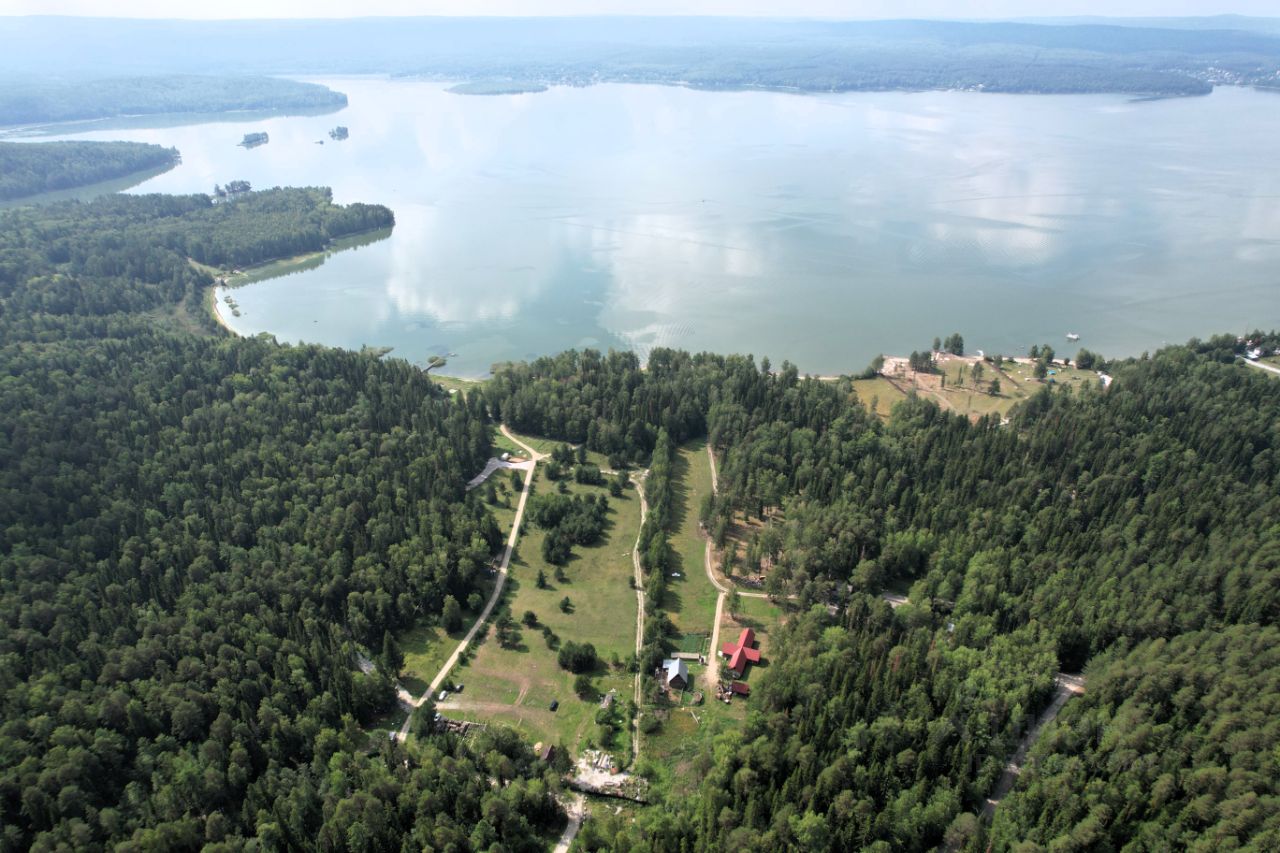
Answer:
[[0, 1, 1273, 19]]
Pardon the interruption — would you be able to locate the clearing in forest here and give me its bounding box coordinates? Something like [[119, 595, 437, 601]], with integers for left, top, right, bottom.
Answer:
[[662, 442, 721, 636], [438, 469, 641, 758], [853, 353, 1103, 421]]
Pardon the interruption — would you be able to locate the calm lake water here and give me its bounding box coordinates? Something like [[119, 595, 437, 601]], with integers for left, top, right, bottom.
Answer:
[[21, 79, 1280, 376]]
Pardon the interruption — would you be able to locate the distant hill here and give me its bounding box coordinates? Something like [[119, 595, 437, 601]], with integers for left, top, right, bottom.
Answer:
[[1, 16, 1278, 96], [0, 74, 347, 128]]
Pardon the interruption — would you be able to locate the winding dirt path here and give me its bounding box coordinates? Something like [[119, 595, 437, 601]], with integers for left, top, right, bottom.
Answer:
[[703, 443, 726, 690], [552, 793, 585, 853], [630, 471, 649, 762], [700, 444, 775, 601], [397, 427, 544, 741], [1242, 358, 1280, 377], [981, 673, 1086, 821]]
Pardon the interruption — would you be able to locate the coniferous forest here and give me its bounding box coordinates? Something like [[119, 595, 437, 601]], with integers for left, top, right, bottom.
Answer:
[[0, 190, 560, 851], [0, 141, 179, 201], [481, 342, 1280, 851], [1, 180, 1278, 850]]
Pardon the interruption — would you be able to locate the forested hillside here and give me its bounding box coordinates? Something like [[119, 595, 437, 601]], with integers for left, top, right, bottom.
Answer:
[[0, 140, 177, 201], [1, 181, 1276, 848], [0, 191, 561, 850], [0, 75, 347, 127], [485, 340, 1280, 850], [4, 18, 1279, 95]]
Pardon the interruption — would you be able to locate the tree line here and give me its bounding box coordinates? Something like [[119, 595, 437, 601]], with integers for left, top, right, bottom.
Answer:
[[0, 140, 178, 201]]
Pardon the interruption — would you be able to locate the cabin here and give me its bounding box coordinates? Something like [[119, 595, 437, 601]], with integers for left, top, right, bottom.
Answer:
[[539, 744, 556, 763], [720, 627, 762, 678], [729, 682, 751, 697], [661, 658, 688, 690]]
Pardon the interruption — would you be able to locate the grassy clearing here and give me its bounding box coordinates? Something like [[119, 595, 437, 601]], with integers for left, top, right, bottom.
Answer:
[[504, 428, 616, 471], [361, 702, 411, 749], [489, 425, 528, 459], [431, 374, 483, 395], [662, 443, 721, 636], [850, 375, 909, 418], [639, 593, 789, 794], [861, 356, 1104, 422], [720, 596, 784, 691], [441, 472, 641, 758], [641, 680, 745, 799]]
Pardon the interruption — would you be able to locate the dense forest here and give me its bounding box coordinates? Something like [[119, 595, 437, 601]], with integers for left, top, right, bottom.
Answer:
[[1, 178, 1277, 847], [483, 338, 1280, 850], [0, 190, 563, 850], [0, 75, 347, 126], [0, 140, 178, 201]]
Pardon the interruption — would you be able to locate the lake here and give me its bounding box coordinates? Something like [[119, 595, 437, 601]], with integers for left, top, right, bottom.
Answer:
[[18, 79, 1280, 377]]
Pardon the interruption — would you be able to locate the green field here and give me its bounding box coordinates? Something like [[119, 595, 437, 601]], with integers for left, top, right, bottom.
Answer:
[[505, 428, 616, 471], [675, 633, 709, 655], [489, 424, 529, 459], [853, 356, 1103, 422], [662, 443, 721, 636], [640, 677, 746, 799], [849, 375, 909, 418], [430, 373, 483, 395], [440, 470, 642, 758], [720, 596, 784, 690]]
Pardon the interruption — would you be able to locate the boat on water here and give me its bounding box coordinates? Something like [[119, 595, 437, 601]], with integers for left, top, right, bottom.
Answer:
[[239, 132, 269, 148], [1066, 333, 1080, 341]]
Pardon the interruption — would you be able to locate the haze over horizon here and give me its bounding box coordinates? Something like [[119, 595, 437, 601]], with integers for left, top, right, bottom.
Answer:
[[2, 1, 1277, 20]]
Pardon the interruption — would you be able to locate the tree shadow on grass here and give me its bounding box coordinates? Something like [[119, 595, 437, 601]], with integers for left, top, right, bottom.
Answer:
[[669, 448, 692, 538]]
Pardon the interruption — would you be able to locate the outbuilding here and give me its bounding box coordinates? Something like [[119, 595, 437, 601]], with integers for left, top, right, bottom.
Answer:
[[661, 658, 689, 690]]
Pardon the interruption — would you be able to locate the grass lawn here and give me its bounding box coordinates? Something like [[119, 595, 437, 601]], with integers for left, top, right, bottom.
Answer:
[[720, 596, 784, 691], [865, 356, 1104, 422], [850, 375, 909, 419], [490, 424, 530, 459], [430, 374, 483, 395], [504, 428, 616, 471], [662, 442, 721, 636], [641, 681, 746, 798], [440, 471, 642, 759], [640, 553, 791, 797]]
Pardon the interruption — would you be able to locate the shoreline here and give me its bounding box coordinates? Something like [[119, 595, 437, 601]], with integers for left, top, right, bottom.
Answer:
[[208, 285, 239, 336]]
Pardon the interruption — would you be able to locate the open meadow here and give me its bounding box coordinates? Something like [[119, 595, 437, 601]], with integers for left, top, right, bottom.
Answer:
[[437, 467, 642, 758]]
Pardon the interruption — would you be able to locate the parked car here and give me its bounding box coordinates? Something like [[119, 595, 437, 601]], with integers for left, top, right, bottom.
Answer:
[[438, 690, 448, 702], [548, 700, 559, 712]]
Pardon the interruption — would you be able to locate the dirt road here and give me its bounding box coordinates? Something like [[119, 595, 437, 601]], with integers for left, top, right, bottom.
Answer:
[[397, 427, 542, 740], [981, 673, 1087, 821], [630, 471, 648, 760], [552, 793, 585, 853], [1242, 358, 1280, 377]]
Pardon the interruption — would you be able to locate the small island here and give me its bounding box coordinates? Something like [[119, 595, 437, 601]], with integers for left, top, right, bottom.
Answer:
[[329, 126, 349, 141], [239, 132, 269, 148], [446, 81, 549, 96]]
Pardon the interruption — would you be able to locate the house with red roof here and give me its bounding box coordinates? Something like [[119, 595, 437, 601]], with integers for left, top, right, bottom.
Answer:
[[720, 627, 761, 678]]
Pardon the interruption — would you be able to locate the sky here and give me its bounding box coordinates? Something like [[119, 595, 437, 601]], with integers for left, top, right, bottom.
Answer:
[[0, 1, 1273, 19]]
